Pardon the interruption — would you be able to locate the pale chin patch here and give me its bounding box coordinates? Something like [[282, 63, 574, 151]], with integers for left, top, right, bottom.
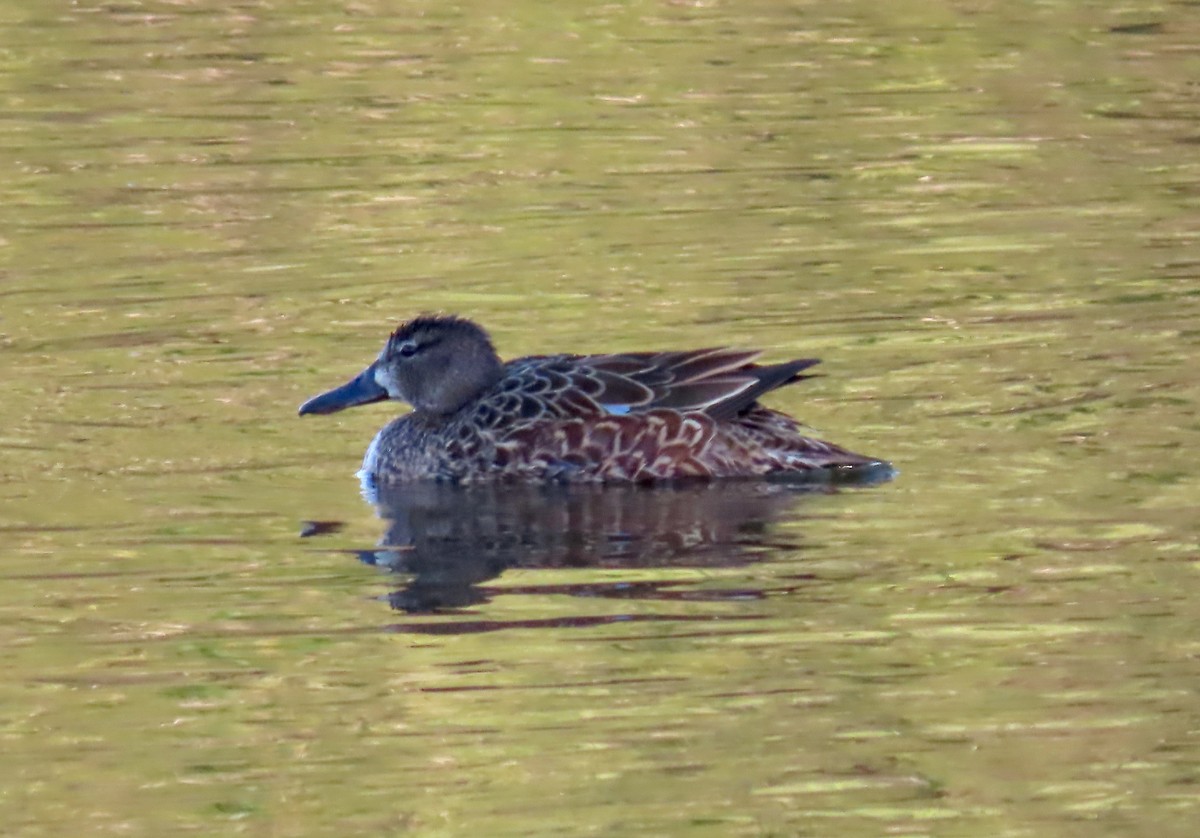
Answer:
[[372, 365, 394, 397]]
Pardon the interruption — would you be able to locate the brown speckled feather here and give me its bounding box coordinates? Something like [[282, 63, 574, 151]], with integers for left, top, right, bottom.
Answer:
[[491, 406, 877, 482]]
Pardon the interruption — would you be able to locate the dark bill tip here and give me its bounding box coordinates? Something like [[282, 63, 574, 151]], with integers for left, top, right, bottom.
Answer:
[[298, 367, 388, 416]]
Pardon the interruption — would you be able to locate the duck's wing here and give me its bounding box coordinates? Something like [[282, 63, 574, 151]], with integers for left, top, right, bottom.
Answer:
[[574, 348, 820, 420]]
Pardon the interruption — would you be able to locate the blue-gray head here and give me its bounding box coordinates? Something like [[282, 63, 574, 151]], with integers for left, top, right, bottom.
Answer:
[[298, 315, 504, 418]]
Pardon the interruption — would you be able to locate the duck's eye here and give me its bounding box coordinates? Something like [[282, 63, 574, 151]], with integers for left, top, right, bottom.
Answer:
[[396, 341, 419, 358]]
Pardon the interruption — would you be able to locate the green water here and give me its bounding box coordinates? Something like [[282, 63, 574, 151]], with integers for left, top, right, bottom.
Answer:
[[2, 1, 1198, 835]]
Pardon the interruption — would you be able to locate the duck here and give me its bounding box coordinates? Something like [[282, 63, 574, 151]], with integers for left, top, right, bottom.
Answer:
[[298, 314, 889, 484]]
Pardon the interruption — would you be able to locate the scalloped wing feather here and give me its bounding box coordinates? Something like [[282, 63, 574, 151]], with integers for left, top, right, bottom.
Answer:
[[565, 348, 818, 419]]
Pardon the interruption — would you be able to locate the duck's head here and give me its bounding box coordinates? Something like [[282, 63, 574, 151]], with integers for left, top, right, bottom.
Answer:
[[298, 315, 504, 418]]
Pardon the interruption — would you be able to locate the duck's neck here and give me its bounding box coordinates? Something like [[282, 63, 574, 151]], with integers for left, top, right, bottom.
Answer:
[[412, 354, 504, 416]]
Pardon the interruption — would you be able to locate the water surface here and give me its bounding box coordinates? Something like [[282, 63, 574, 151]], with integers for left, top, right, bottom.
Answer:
[[2, 1, 1198, 835]]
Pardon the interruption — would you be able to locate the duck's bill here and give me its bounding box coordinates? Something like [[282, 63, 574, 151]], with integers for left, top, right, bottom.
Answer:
[[298, 367, 387, 416]]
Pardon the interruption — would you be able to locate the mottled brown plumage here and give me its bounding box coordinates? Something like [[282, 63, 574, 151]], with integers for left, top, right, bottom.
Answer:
[[298, 315, 889, 484]]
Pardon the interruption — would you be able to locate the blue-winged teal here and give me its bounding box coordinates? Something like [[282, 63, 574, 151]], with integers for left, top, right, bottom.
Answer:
[[299, 315, 889, 484]]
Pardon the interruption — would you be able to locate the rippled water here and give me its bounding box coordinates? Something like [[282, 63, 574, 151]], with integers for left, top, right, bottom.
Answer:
[[3, 1, 1198, 835]]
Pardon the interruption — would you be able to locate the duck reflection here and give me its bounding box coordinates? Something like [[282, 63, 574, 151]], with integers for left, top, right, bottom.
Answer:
[[327, 468, 889, 613]]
